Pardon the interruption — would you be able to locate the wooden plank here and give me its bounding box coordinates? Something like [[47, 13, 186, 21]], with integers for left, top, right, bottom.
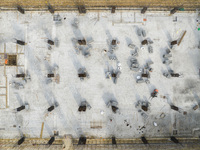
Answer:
[[4, 43, 6, 76], [16, 44, 18, 73], [178, 31, 186, 46], [0, 54, 5, 65], [6, 76, 8, 108], [40, 122, 44, 138], [4, 43, 6, 53], [4, 64, 6, 76], [17, 65, 25, 67], [55, 74, 60, 84]]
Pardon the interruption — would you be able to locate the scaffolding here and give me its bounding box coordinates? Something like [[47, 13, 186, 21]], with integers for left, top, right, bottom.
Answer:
[[0, 43, 25, 109]]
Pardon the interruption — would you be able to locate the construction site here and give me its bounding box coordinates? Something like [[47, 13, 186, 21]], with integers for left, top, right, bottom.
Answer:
[[0, 0, 200, 149]]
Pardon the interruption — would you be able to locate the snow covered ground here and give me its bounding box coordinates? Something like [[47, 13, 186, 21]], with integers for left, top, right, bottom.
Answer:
[[0, 10, 200, 139]]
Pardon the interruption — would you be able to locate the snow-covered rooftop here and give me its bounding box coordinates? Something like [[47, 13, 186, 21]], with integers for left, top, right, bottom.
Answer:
[[0, 10, 200, 139]]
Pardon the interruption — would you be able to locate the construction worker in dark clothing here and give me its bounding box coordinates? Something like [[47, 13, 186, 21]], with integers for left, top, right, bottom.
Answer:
[[151, 89, 158, 98]]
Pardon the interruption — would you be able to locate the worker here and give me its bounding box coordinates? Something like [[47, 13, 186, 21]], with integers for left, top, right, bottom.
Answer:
[[5, 59, 8, 64], [151, 89, 158, 98]]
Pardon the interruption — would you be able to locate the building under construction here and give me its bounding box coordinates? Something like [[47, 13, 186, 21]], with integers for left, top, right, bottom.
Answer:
[[0, 0, 200, 149]]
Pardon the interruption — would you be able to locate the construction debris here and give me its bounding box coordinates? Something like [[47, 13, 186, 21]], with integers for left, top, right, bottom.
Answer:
[[47, 74, 54, 78], [193, 105, 199, 110], [47, 40, 54, 45], [12, 82, 24, 89], [163, 54, 172, 58], [17, 6, 25, 14], [112, 137, 117, 144], [132, 47, 139, 57], [147, 38, 154, 44], [162, 49, 172, 65], [72, 38, 92, 56], [111, 70, 121, 84], [145, 61, 153, 71], [141, 40, 148, 45], [17, 137, 25, 145], [48, 136, 55, 145], [148, 45, 153, 53], [163, 70, 183, 78], [47, 106, 55, 112], [78, 68, 89, 80], [78, 6, 86, 14], [53, 14, 62, 22], [141, 7, 148, 14], [141, 102, 149, 111], [160, 113, 166, 118], [142, 30, 146, 37], [105, 71, 111, 79], [111, 6, 116, 13], [142, 72, 150, 78], [171, 105, 179, 111], [137, 28, 146, 37], [153, 122, 158, 126], [16, 40, 25, 45], [128, 43, 136, 49], [53, 14, 62, 24], [136, 61, 153, 83], [16, 104, 29, 112], [141, 137, 148, 144], [163, 59, 172, 65], [109, 39, 119, 53], [130, 58, 139, 71], [107, 100, 119, 114], [171, 40, 177, 46], [136, 78, 145, 83], [48, 5, 54, 14], [16, 74, 25, 78], [16, 105, 25, 112], [170, 136, 179, 143], [170, 7, 179, 15], [78, 137, 86, 145], [78, 105, 86, 111], [136, 100, 150, 112], [170, 72, 183, 77], [166, 49, 171, 54], [78, 39, 86, 45], [109, 55, 117, 60], [78, 101, 91, 112]]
